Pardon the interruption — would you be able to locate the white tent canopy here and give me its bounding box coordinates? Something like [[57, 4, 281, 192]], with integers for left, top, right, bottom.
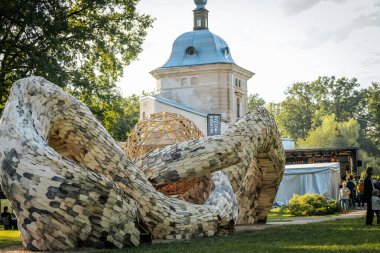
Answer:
[[273, 162, 340, 206]]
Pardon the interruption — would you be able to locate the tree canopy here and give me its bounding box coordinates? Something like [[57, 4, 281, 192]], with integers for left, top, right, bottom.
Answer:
[[297, 114, 360, 148], [272, 76, 362, 140], [269, 76, 380, 170], [247, 93, 265, 111], [0, 0, 154, 140], [0, 0, 153, 111]]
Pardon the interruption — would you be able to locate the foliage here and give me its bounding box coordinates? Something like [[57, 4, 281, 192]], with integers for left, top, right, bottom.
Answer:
[[287, 194, 340, 216], [247, 93, 265, 111], [360, 83, 380, 149], [297, 114, 359, 148], [272, 76, 380, 172], [0, 0, 154, 134], [273, 76, 362, 140], [101, 93, 141, 141]]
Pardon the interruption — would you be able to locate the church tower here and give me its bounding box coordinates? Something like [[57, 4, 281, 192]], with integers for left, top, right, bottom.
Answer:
[[140, 0, 254, 135]]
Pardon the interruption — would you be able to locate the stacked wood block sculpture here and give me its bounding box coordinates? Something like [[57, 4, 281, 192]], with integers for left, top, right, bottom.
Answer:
[[0, 77, 285, 251]]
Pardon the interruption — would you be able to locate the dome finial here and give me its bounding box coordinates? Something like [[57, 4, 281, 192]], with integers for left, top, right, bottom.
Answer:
[[194, 0, 207, 9]]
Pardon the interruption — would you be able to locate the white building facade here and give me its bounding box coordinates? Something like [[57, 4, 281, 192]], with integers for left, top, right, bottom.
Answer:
[[140, 0, 254, 135]]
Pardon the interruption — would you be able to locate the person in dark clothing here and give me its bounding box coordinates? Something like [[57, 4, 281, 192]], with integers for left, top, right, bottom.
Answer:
[[1, 206, 12, 230], [346, 176, 356, 207], [364, 167, 374, 225], [1, 206, 17, 230]]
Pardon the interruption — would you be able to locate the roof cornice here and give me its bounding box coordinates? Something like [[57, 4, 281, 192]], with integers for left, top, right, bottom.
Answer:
[[150, 63, 254, 80]]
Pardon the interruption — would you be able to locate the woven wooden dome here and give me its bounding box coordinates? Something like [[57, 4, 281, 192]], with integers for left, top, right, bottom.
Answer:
[[125, 112, 204, 161]]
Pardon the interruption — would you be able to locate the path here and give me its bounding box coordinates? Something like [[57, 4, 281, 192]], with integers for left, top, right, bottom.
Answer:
[[235, 209, 366, 232]]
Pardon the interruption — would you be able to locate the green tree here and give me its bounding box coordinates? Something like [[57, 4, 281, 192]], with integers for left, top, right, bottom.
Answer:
[[273, 76, 362, 140], [274, 82, 316, 140], [364, 83, 380, 146], [297, 114, 359, 148], [102, 94, 141, 141], [0, 0, 154, 116], [247, 93, 265, 111]]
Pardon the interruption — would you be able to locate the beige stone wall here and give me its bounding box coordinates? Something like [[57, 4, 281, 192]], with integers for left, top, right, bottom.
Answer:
[[150, 63, 254, 125], [140, 97, 229, 136]]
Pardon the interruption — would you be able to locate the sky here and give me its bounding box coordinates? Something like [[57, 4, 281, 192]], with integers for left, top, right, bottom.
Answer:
[[118, 0, 380, 103]]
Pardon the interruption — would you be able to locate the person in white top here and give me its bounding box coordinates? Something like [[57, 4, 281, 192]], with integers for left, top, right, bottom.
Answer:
[[371, 189, 380, 224], [339, 181, 350, 213]]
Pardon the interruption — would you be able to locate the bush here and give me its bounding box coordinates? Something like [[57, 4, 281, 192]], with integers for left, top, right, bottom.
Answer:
[[287, 194, 340, 216]]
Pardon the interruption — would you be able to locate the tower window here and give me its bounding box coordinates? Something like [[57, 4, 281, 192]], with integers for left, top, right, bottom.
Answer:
[[181, 78, 188, 86], [186, 46, 196, 55], [197, 17, 202, 27], [237, 97, 241, 119], [191, 77, 198, 85]]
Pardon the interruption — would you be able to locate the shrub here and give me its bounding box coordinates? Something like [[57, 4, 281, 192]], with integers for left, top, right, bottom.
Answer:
[[288, 194, 340, 216]]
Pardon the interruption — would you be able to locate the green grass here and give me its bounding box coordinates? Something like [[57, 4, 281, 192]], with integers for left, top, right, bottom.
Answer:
[[0, 226, 21, 248], [102, 218, 379, 253], [1, 218, 378, 252], [267, 206, 293, 220]]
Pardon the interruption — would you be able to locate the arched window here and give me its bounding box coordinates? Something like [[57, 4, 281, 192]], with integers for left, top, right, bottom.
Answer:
[[236, 97, 241, 119], [191, 77, 198, 85], [181, 78, 188, 86]]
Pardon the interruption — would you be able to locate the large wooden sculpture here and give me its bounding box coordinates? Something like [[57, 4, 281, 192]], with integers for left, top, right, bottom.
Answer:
[[0, 77, 285, 251]]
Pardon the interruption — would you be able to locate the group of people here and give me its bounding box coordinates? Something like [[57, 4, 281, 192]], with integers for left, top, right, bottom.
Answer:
[[1, 206, 18, 230], [338, 167, 380, 225], [338, 175, 366, 210]]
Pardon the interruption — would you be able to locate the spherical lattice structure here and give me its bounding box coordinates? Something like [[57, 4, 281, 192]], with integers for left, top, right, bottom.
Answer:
[[125, 112, 204, 161]]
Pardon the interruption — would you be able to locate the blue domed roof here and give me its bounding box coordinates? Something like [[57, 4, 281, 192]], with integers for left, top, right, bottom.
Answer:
[[162, 30, 235, 68]]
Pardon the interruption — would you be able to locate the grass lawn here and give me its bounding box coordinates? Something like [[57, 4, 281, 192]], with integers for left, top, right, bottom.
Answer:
[[267, 206, 293, 220], [103, 218, 379, 253], [0, 226, 21, 248], [1, 217, 378, 252]]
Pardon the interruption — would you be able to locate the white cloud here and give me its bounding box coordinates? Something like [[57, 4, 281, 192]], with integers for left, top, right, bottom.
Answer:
[[298, 11, 380, 49], [362, 52, 380, 67], [282, 0, 346, 15]]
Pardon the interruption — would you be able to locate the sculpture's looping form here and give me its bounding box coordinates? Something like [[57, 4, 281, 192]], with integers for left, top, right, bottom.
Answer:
[[0, 77, 285, 251]]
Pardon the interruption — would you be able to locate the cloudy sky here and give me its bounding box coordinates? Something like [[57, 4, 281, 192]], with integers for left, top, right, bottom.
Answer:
[[118, 0, 380, 102]]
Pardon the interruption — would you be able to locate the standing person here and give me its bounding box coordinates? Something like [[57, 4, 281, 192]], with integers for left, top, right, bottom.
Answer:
[[364, 167, 374, 225], [1, 206, 11, 230], [357, 180, 365, 209], [372, 189, 380, 224], [346, 176, 356, 208], [339, 181, 350, 213]]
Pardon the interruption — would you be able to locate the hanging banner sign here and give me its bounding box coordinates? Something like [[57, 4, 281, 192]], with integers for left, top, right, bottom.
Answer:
[[207, 114, 221, 136]]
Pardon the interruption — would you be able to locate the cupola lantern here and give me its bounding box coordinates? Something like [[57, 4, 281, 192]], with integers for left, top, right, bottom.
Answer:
[[193, 0, 208, 30]]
